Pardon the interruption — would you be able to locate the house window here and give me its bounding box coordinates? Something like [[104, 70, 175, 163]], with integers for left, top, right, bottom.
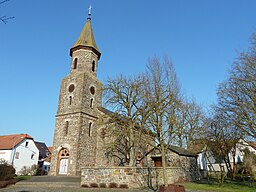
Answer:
[[92, 61, 95, 72], [25, 141, 29, 147], [73, 58, 77, 69], [65, 121, 69, 136], [31, 154, 34, 160], [89, 122, 92, 137], [15, 152, 19, 159]]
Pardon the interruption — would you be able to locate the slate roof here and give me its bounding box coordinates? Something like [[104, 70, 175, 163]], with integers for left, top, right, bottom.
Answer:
[[98, 107, 117, 117], [146, 144, 197, 158], [98, 107, 129, 122], [35, 141, 50, 159], [98, 107, 155, 137], [99, 107, 196, 158], [0, 134, 33, 150], [168, 145, 197, 157]]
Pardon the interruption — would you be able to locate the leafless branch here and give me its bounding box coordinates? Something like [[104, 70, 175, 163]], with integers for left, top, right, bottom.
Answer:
[[0, 15, 14, 24], [0, 0, 14, 24]]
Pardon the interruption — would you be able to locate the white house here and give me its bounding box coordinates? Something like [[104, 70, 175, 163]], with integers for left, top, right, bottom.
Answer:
[[42, 146, 52, 173], [197, 139, 256, 174], [0, 134, 39, 175], [34, 141, 51, 174]]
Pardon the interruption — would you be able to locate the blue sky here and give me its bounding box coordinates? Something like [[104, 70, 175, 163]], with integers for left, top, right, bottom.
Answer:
[[1, 0, 255, 146]]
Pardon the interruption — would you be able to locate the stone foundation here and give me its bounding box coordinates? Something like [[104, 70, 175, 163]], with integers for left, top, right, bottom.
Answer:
[[81, 166, 196, 188]]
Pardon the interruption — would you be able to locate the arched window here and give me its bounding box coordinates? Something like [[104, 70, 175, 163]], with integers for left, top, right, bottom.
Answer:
[[65, 121, 69, 136], [90, 98, 93, 108], [89, 122, 92, 137], [59, 148, 70, 157], [69, 96, 72, 105], [92, 61, 95, 72], [73, 58, 78, 69]]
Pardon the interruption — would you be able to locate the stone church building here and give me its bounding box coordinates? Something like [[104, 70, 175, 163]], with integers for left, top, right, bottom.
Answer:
[[50, 11, 198, 185]]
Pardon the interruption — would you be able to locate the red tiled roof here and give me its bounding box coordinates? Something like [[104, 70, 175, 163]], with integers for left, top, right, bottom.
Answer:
[[43, 146, 52, 163], [0, 134, 33, 150], [248, 141, 256, 150], [48, 146, 53, 153]]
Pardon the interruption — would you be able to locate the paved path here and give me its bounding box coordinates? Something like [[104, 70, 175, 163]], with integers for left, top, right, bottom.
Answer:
[[0, 176, 151, 192]]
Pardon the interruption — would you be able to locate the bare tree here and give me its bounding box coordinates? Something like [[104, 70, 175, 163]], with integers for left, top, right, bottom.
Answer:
[[143, 56, 182, 186], [0, 0, 14, 24], [102, 56, 203, 186], [217, 33, 256, 138], [103, 74, 149, 166], [179, 98, 206, 149], [205, 107, 242, 181]]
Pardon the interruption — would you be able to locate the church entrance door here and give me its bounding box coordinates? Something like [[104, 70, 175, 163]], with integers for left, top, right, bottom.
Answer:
[[59, 158, 68, 174], [57, 148, 70, 175]]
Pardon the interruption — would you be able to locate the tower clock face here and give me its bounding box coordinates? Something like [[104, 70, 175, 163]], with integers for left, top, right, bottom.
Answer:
[[68, 84, 75, 92]]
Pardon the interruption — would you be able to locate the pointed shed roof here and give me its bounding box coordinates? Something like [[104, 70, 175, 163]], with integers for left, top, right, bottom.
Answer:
[[70, 18, 101, 58]]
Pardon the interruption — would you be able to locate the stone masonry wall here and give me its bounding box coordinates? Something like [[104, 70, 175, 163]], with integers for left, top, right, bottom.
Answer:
[[50, 47, 102, 176], [81, 166, 196, 189]]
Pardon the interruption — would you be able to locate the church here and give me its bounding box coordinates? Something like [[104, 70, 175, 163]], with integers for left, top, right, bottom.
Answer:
[[50, 9, 198, 187]]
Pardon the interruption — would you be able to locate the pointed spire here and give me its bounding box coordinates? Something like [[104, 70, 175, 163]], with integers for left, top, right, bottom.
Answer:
[[70, 6, 101, 59]]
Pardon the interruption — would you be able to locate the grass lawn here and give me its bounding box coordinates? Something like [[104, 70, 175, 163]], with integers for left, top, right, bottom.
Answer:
[[181, 179, 256, 192], [15, 175, 32, 181]]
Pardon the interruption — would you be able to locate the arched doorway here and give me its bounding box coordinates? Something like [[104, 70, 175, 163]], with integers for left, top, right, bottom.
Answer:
[[57, 148, 70, 175]]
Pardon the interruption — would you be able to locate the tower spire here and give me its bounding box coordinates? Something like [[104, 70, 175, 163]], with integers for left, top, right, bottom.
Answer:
[[70, 5, 101, 59]]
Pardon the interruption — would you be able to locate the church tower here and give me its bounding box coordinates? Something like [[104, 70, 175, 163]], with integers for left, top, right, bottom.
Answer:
[[50, 8, 102, 176]]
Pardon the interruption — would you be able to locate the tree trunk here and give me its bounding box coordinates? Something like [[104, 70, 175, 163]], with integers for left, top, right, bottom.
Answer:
[[161, 144, 168, 186], [128, 124, 135, 166]]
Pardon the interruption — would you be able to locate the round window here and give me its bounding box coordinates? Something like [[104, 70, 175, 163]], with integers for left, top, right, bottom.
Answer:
[[90, 86, 95, 95], [68, 84, 75, 92]]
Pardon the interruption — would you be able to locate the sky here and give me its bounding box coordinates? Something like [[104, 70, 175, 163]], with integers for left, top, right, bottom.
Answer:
[[0, 0, 256, 146]]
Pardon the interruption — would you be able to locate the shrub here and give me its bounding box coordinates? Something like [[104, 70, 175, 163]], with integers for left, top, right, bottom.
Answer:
[[90, 183, 98, 188], [36, 168, 47, 176], [119, 184, 128, 188], [19, 164, 37, 176], [109, 182, 118, 188], [0, 160, 15, 181]]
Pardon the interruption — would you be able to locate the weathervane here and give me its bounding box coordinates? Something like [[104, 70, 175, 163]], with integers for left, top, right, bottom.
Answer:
[[88, 5, 92, 20]]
